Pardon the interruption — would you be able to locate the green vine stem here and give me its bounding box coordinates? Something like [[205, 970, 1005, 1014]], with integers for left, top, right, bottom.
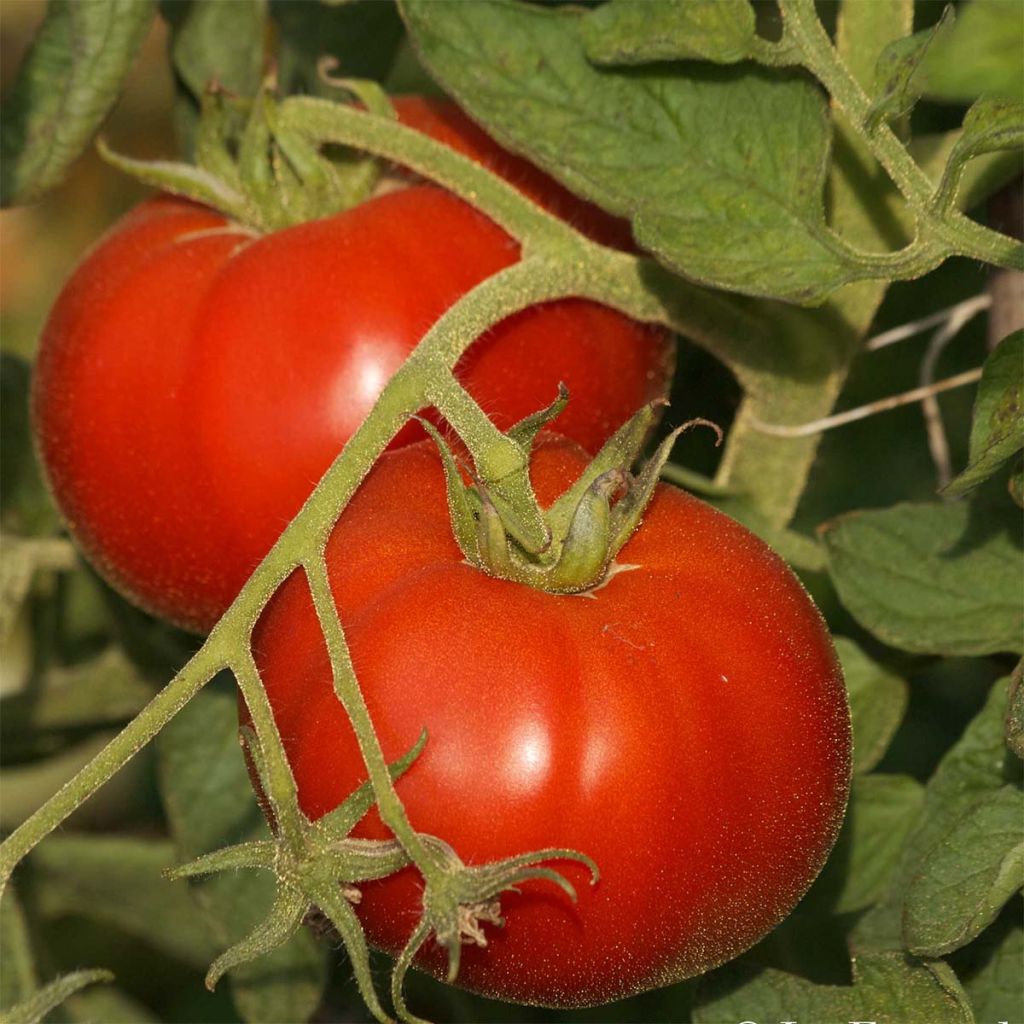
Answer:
[[281, 96, 576, 254], [230, 647, 306, 847], [0, 247, 674, 893], [780, 0, 1023, 271], [304, 551, 441, 875]]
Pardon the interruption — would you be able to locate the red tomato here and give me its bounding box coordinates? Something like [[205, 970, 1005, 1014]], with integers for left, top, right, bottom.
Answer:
[[33, 181, 671, 632], [392, 95, 637, 250], [250, 436, 851, 1008]]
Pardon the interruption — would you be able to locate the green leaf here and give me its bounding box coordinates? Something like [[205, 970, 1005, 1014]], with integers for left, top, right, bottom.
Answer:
[[902, 679, 1018, 865], [957, 912, 1024, 1024], [866, 8, 953, 132], [808, 773, 924, 916], [0, 0, 154, 206], [273, 0, 405, 99], [0, 891, 37, 1011], [171, 0, 266, 101], [935, 102, 1024, 215], [904, 785, 1024, 957], [29, 835, 220, 969], [402, 0, 871, 305], [920, 0, 1024, 102], [818, 773, 925, 915], [821, 499, 1024, 656], [581, 0, 759, 66], [945, 331, 1024, 497], [836, 637, 909, 774], [854, 679, 1019, 954], [157, 685, 327, 1024], [695, 953, 973, 1024]]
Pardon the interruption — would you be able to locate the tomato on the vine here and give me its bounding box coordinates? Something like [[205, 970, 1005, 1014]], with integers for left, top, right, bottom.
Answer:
[[249, 435, 852, 1008], [33, 102, 672, 633]]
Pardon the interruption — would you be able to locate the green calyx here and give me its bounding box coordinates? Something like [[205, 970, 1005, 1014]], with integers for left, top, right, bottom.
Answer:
[[166, 728, 427, 1024], [390, 838, 598, 1024], [98, 76, 393, 232], [424, 395, 721, 595], [179, 724, 597, 1023]]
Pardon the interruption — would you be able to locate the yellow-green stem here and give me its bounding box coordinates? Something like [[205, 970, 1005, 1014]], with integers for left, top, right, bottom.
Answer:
[[781, 0, 1022, 269], [0, 260, 597, 892], [0, 644, 225, 890]]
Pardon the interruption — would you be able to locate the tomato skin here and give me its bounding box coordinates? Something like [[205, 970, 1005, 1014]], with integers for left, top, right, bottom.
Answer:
[[33, 182, 671, 632], [250, 437, 852, 1008]]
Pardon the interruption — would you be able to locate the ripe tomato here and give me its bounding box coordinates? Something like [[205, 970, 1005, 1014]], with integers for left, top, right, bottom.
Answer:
[[250, 436, 851, 1008], [34, 176, 671, 631]]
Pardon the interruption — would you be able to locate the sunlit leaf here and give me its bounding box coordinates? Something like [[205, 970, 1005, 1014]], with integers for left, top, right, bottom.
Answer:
[[402, 0, 874, 304], [822, 499, 1023, 656], [582, 0, 759, 66]]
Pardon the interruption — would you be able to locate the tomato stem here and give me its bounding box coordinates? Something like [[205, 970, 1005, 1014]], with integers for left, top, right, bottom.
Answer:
[[0, 643, 227, 891], [779, 0, 1022, 271], [230, 647, 307, 848], [281, 97, 578, 253], [0, 261, 570, 890], [303, 553, 440, 875]]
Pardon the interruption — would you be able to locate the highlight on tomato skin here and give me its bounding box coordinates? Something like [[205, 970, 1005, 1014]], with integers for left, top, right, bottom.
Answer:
[[31, 162, 672, 633], [246, 435, 853, 1009]]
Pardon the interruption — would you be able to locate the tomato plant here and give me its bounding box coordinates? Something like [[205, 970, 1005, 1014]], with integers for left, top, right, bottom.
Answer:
[[248, 435, 851, 1006], [33, 181, 670, 632], [3, 2, 1021, 1024]]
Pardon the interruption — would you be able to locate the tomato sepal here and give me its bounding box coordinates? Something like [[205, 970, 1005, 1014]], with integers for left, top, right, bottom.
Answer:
[[391, 836, 599, 1023], [166, 730, 431, 1024], [96, 136, 255, 225], [98, 81, 389, 233], [423, 399, 722, 595]]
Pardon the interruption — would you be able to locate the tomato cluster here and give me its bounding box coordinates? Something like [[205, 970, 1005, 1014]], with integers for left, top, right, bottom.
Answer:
[[33, 96, 850, 1010]]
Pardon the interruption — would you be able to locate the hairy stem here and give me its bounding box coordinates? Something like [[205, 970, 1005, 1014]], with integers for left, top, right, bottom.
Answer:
[[280, 94, 770, 367], [231, 647, 306, 846], [0, 260, 612, 890], [304, 555, 439, 874], [281, 96, 574, 253], [781, 0, 1022, 269], [0, 644, 226, 890]]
